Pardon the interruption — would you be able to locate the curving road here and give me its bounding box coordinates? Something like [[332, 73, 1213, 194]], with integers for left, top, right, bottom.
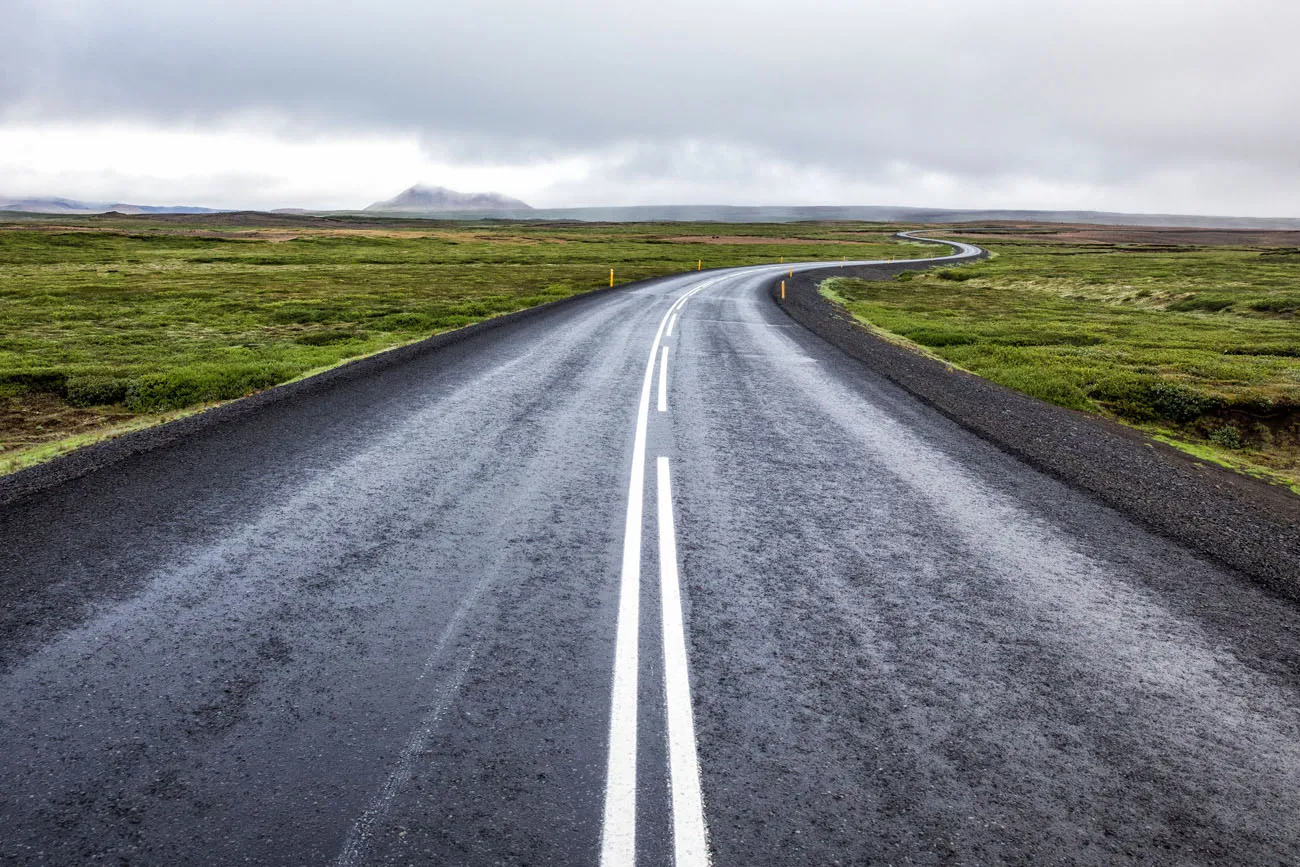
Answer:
[[3, 240, 1300, 866]]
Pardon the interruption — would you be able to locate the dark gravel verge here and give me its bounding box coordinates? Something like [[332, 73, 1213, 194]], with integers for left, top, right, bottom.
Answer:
[[0, 274, 690, 507], [774, 240, 1300, 601]]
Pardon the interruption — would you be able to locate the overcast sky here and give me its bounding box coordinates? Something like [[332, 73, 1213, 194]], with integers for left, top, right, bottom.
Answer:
[[2, 0, 1297, 215]]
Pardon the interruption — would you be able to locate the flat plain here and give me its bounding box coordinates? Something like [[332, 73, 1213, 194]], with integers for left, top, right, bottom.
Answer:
[[0, 213, 937, 472]]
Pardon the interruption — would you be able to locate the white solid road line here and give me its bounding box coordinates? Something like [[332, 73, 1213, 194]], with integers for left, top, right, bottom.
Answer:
[[657, 457, 710, 867], [666, 312, 678, 336], [602, 274, 720, 867], [600, 305, 668, 867], [658, 347, 670, 413]]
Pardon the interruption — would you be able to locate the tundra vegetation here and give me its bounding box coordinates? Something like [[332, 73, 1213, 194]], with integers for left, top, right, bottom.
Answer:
[[823, 227, 1300, 490], [0, 213, 939, 472]]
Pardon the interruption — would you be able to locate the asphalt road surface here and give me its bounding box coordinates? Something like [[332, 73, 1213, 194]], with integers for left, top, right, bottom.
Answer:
[[4, 241, 1300, 866]]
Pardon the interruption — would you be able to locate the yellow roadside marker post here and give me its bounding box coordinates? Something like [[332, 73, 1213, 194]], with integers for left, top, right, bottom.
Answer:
[[779, 256, 784, 264], [697, 259, 702, 271], [610, 268, 615, 287], [789, 268, 793, 278], [781, 280, 785, 299]]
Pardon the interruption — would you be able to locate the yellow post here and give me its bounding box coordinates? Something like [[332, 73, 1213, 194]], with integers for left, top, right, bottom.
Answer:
[[789, 268, 793, 278], [781, 280, 785, 299], [610, 268, 614, 287], [697, 259, 701, 271], [779, 256, 784, 264]]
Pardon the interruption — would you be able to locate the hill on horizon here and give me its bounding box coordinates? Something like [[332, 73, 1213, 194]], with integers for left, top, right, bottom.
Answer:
[[0, 196, 221, 215], [364, 185, 532, 213]]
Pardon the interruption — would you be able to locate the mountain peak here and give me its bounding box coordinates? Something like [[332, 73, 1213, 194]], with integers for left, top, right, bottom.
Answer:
[[364, 185, 531, 213]]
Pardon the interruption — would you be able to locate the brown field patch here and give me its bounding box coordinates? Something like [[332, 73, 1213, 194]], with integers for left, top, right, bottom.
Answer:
[[0, 393, 130, 454]]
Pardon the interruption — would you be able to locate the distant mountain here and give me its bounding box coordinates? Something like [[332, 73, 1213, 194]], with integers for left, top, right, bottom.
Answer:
[[0, 197, 221, 215], [364, 185, 532, 213]]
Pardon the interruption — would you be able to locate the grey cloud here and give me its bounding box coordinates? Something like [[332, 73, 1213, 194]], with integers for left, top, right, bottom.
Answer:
[[2, 0, 1298, 212]]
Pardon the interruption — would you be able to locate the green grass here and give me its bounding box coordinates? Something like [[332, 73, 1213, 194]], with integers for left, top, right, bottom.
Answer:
[[0, 216, 941, 468], [824, 234, 1300, 491]]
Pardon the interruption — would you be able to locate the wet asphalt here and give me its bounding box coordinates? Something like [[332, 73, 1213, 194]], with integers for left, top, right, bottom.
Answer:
[[3, 252, 1300, 865]]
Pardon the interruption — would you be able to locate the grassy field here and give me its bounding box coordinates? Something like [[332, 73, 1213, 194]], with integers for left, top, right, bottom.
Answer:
[[0, 214, 940, 472], [823, 226, 1300, 490]]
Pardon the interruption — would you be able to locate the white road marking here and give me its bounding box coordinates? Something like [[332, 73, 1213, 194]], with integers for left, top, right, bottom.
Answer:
[[658, 347, 670, 413], [657, 457, 710, 867], [667, 313, 678, 336], [602, 300, 672, 866], [602, 275, 721, 867]]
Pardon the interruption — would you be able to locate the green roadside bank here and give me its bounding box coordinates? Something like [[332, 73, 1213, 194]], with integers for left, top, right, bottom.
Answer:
[[822, 231, 1300, 492]]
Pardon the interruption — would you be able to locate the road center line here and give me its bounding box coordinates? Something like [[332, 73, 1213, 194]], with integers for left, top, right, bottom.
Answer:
[[657, 457, 710, 867], [666, 312, 678, 336], [602, 275, 720, 867], [658, 347, 670, 413], [600, 324, 662, 867]]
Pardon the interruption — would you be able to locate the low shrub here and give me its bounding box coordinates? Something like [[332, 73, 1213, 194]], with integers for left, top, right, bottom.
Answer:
[[65, 375, 132, 406], [1209, 426, 1245, 449], [0, 369, 68, 395], [294, 329, 365, 346], [1145, 381, 1217, 423], [1224, 345, 1300, 357], [373, 312, 436, 332], [125, 363, 297, 412], [270, 304, 346, 324], [988, 331, 1106, 347], [937, 269, 973, 282], [902, 328, 978, 347], [992, 367, 1092, 411], [1248, 298, 1299, 314], [1167, 295, 1234, 313]]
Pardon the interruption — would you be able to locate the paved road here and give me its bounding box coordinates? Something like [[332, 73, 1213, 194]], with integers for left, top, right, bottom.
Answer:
[[4, 241, 1300, 866]]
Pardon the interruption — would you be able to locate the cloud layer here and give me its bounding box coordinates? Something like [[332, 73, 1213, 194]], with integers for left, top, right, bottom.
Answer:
[[3, 0, 1297, 214]]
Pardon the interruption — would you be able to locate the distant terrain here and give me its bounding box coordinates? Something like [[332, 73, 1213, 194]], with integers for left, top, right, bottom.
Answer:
[[437, 205, 1300, 230], [2, 190, 1298, 229], [363, 184, 531, 213], [0, 214, 933, 472], [0, 197, 221, 215]]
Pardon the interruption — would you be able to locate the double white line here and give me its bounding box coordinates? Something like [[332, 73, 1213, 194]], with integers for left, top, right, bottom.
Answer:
[[601, 280, 714, 867]]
